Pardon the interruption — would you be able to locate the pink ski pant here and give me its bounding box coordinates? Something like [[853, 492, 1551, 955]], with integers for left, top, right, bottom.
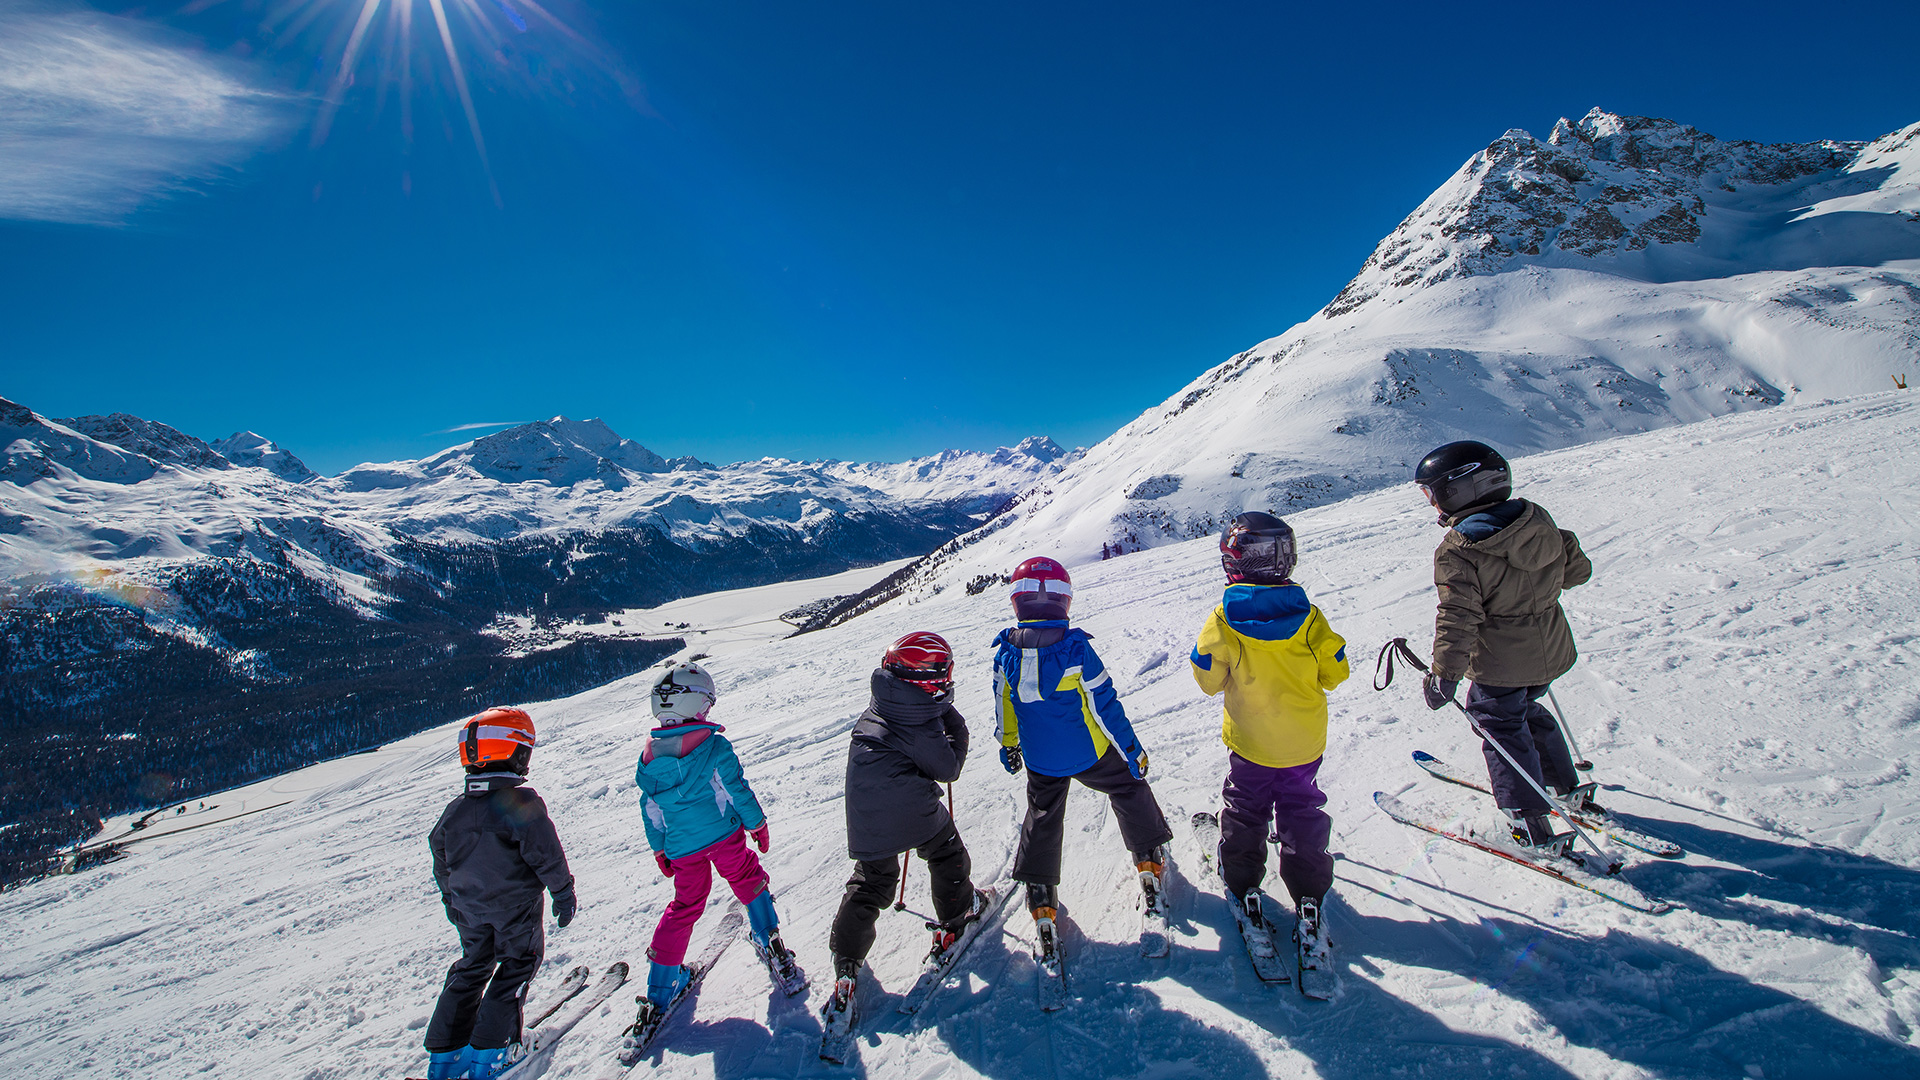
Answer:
[[648, 828, 769, 966]]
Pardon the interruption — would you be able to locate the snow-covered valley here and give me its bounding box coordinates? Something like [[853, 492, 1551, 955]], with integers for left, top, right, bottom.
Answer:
[[5, 392, 1916, 1079]]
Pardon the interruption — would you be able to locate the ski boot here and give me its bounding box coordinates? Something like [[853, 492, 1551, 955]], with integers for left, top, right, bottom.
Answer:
[[623, 959, 690, 1047], [925, 887, 991, 966], [1294, 896, 1328, 964], [1237, 887, 1275, 938], [746, 890, 805, 995], [1134, 842, 1169, 905], [1500, 808, 1575, 858], [1026, 882, 1061, 958], [467, 1043, 523, 1080], [425, 1048, 473, 1080], [817, 954, 862, 1064]]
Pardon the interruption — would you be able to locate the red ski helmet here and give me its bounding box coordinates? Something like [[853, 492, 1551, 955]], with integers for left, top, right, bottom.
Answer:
[[1010, 556, 1072, 621], [883, 631, 955, 697], [458, 706, 536, 773]]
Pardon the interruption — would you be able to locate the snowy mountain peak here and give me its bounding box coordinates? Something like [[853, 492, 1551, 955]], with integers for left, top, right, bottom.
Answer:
[[59, 413, 231, 471], [1325, 110, 1920, 317], [0, 396, 157, 485], [211, 432, 318, 483]]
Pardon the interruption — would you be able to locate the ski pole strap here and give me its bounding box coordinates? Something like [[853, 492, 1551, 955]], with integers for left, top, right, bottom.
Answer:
[[1373, 637, 1430, 691]]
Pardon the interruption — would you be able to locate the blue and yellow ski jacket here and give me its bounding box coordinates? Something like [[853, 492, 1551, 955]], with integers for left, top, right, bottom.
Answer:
[[1191, 583, 1349, 769], [993, 620, 1147, 778]]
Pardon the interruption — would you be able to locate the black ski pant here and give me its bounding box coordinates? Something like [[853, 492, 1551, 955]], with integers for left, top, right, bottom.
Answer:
[[1466, 681, 1579, 814], [1219, 752, 1333, 904], [1012, 747, 1172, 889], [425, 907, 543, 1052], [829, 820, 972, 963]]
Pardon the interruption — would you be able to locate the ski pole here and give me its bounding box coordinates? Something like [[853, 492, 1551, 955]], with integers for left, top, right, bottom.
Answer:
[[1374, 638, 1612, 866], [1545, 687, 1594, 771], [894, 851, 910, 911]]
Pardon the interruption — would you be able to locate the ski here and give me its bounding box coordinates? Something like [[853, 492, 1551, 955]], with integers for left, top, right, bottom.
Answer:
[[1033, 912, 1068, 1011], [1412, 751, 1683, 858], [1139, 858, 1171, 959], [1190, 812, 1290, 984], [752, 932, 807, 997], [607, 909, 746, 1072], [1293, 901, 1332, 1002], [527, 964, 590, 1027], [817, 968, 862, 1065], [897, 883, 1018, 1018], [486, 962, 629, 1080], [1374, 791, 1673, 915]]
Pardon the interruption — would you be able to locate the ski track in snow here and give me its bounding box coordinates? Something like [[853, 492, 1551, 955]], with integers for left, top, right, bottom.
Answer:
[[3, 394, 1918, 1079]]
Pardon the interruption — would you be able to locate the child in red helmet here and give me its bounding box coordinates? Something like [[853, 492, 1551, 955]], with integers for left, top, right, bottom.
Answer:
[[821, 632, 987, 1026], [993, 557, 1172, 929], [425, 707, 576, 1080]]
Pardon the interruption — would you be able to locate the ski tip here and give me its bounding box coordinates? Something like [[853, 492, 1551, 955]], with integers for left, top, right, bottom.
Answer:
[[1190, 811, 1218, 828], [607, 960, 631, 980], [1411, 750, 1438, 763]]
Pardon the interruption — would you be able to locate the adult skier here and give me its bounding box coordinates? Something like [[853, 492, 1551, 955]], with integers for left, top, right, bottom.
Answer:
[[633, 662, 800, 1031], [994, 558, 1172, 944], [823, 633, 988, 1021], [1190, 512, 1349, 977], [425, 707, 577, 1080], [1413, 440, 1595, 853]]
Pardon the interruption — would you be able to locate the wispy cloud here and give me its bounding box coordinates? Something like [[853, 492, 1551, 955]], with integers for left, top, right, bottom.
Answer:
[[0, 2, 292, 224], [430, 421, 531, 434]]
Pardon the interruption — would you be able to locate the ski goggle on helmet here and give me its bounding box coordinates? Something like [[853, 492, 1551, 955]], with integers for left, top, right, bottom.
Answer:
[[1009, 556, 1072, 621], [458, 706, 536, 770], [884, 631, 955, 697], [650, 661, 716, 723]]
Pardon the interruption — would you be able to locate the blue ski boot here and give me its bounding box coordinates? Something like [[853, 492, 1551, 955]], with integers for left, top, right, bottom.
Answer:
[[745, 889, 805, 995], [425, 1048, 472, 1079]]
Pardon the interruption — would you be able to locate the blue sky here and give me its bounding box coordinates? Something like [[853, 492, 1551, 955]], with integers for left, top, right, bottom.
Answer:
[[3, 0, 1917, 475]]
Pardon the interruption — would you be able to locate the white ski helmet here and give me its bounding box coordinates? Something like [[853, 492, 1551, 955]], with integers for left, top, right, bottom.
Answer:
[[650, 661, 716, 722]]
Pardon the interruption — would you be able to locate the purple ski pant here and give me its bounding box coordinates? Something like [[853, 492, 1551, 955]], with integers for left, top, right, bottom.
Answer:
[[1218, 752, 1333, 904]]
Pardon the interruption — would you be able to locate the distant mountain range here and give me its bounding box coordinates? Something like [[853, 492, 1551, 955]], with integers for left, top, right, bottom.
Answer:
[[0, 404, 1078, 877], [824, 110, 1920, 617]]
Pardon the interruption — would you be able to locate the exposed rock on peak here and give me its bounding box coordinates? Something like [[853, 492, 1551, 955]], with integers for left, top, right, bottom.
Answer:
[[60, 413, 231, 471], [1324, 109, 1917, 317]]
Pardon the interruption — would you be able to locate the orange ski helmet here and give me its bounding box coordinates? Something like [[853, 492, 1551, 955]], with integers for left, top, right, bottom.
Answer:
[[458, 706, 537, 771]]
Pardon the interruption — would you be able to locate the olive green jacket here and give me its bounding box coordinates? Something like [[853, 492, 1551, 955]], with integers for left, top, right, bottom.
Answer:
[[1431, 500, 1592, 686]]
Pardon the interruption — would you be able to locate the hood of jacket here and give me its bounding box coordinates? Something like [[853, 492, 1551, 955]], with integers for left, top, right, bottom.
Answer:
[[1220, 583, 1312, 642], [1445, 499, 1561, 572], [869, 669, 952, 725], [641, 718, 723, 765]]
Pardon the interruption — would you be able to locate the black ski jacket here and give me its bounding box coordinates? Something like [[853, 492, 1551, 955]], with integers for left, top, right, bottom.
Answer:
[[430, 772, 574, 927], [844, 670, 970, 861]]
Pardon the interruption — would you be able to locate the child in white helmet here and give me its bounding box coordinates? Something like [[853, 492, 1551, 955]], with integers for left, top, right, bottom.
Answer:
[[630, 661, 799, 1038]]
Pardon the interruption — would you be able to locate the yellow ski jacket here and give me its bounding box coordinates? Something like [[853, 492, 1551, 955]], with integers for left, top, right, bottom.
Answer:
[[1191, 583, 1349, 769]]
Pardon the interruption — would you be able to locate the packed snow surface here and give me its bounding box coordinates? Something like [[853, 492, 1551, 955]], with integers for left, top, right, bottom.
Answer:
[[4, 393, 1917, 1079]]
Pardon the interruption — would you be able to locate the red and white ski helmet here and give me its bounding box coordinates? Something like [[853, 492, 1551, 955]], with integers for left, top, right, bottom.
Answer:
[[651, 661, 716, 723], [883, 631, 955, 697], [1010, 556, 1072, 621], [458, 706, 537, 770]]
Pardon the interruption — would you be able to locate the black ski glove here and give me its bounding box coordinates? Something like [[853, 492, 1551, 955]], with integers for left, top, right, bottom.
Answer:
[[1000, 745, 1023, 775], [551, 882, 577, 928], [1423, 673, 1459, 711]]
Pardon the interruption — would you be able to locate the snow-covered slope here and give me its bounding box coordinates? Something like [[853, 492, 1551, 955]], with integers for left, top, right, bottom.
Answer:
[[881, 112, 1920, 600], [6, 392, 1915, 1079]]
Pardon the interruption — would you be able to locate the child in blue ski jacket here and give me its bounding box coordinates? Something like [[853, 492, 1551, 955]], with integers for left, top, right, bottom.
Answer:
[[632, 662, 799, 1031], [994, 556, 1172, 921]]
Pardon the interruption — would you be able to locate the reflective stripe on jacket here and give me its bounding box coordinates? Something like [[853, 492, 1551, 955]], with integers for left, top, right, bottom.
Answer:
[[992, 621, 1146, 778], [1190, 584, 1349, 769]]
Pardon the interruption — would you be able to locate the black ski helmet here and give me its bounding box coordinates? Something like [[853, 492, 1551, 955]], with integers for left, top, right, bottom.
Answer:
[[1414, 441, 1511, 516], [1220, 512, 1297, 584]]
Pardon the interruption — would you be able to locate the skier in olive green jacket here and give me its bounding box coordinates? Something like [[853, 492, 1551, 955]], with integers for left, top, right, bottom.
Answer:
[[1413, 440, 1594, 853]]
